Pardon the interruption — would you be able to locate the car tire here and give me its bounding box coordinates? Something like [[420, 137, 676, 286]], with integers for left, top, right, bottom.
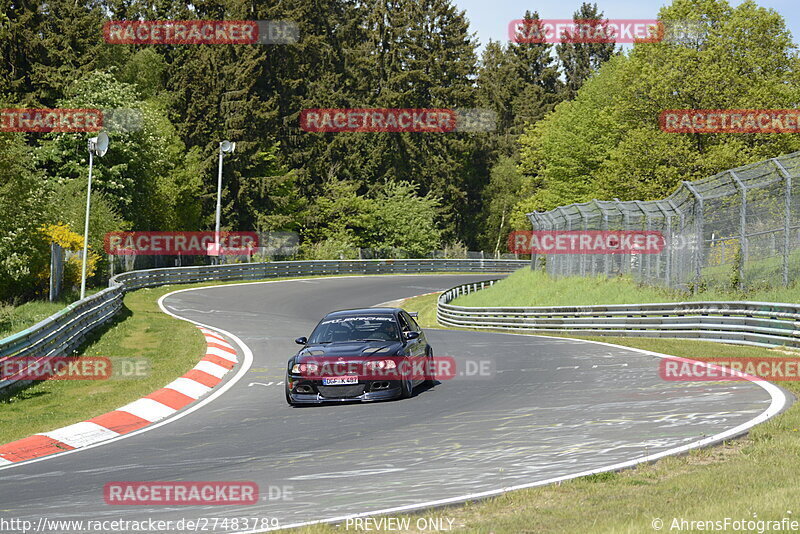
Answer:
[[285, 382, 296, 406], [424, 347, 436, 386], [400, 362, 414, 399]]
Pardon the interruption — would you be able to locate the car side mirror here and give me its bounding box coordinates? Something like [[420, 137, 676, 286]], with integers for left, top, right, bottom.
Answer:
[[295, 337, 308, 345], [403, 331, 420, 341]]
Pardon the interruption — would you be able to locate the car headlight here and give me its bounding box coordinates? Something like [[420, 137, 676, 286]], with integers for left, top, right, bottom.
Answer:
[[291, 362, 319, 374], [363, 359, 397, 370]]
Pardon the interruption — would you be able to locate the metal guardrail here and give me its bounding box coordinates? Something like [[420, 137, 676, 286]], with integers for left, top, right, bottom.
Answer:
[[437, 280, 800, 349], [0, 259, 527, 393]]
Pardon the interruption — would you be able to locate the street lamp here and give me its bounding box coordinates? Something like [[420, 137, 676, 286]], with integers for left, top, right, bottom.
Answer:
[[80, 132, 109, 300], [214, 140, 235, 263]]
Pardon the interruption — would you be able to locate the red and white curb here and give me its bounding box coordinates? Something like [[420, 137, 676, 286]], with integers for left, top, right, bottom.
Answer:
[[0, 327, 237, 465]]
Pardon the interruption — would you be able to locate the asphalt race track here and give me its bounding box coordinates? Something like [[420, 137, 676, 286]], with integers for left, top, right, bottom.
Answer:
[[0, 274, 790, 533]]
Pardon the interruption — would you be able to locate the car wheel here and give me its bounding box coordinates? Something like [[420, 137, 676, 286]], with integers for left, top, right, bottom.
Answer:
[[400, 362, 414, 398], [285, 382, 296, 406], [424, 347, 436, 386]]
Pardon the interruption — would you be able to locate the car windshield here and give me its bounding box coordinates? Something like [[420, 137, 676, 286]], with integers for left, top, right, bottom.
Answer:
[[308, 315, 400, 343]]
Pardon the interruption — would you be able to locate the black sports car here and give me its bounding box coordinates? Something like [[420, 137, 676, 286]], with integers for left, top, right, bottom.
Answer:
[[285, 308, 435, 405]]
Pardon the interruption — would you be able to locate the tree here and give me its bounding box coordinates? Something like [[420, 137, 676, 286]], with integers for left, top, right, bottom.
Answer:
[[478, 155, 530, 254], [299, 179, 442, 256], [0, 131, 49, 300], [35, 71, 204, 232], [369, 181, 442, 255], [517, 55, 628, 213], [516, 0, 800, 219], [476, 41, 519, 147], [507, 10, 564, 134], [0, 0, 112, 106], [556, 2, 617, 99]]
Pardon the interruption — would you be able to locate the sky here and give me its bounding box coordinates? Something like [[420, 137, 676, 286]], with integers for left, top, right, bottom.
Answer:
[[453, 0, 800, 52]]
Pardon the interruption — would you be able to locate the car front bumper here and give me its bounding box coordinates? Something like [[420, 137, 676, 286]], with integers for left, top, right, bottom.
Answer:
[[286, 376, 403, 404]]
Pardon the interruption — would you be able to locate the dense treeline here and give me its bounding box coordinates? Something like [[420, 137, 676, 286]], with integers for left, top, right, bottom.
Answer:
[[0, 0, 595, 299], [511, 0, 800, 228], [1, 0, 798, 302]]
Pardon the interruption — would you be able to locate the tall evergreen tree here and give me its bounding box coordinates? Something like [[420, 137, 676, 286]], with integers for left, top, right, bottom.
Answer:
[[556, 2, 617, 99], [506, 11, 563, 135], [342, 0, 480, 240], [0, 0, 112, 106]]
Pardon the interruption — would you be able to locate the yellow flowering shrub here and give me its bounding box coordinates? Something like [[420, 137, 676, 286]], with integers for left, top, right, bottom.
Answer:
[[40, 223, 99, 288]]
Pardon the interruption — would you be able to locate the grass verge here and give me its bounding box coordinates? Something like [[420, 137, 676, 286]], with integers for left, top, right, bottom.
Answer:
[[451, 268, 800, 308], [0, 289, 100, 339], [273, 291, 800, 534], [0, 284, 206, 444]]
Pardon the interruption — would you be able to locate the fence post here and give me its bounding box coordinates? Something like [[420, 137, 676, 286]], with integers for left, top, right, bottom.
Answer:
[[529, 211, 539, 270], [634, 200, 651, 284], [683, 181, 704, 293], [599, 201, 610, 277], [654, 200, 673, 288], [773, 159, 793, 287], [616, 200, 630, 276], [729, 170, 748, 290], [667, 198, 684, 288], [556, 207, 570, 277], [544, 212, 556, 275], [576, 204, 589, 277]]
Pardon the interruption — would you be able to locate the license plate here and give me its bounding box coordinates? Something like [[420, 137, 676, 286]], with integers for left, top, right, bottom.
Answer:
[[322, 376, 358, 385]]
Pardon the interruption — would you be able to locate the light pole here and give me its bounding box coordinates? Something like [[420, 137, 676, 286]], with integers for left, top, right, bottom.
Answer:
[[80, 132, 109, 300], [214, 140, 236, 264]]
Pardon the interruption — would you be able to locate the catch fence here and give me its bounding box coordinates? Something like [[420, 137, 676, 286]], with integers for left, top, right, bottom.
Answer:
[[527, 152, 800, 290]]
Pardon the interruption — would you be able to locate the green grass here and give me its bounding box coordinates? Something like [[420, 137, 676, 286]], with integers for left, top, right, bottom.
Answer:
[[701, 246, 800, 291], [451, 268, 800, 308], [403, 292, 440, 330], [286, 291, 800, 534], [0, 289, 101, 339], [0, 285, 206, 444]]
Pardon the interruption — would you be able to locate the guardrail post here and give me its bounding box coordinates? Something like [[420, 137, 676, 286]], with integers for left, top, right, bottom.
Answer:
[[773, 159, 793, 287]]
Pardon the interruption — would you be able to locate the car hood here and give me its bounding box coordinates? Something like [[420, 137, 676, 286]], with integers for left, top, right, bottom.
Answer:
[[296, 341, 403, 361]]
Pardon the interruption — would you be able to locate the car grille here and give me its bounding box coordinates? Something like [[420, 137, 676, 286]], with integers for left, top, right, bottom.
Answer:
[[318, 385, 365, 398]]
